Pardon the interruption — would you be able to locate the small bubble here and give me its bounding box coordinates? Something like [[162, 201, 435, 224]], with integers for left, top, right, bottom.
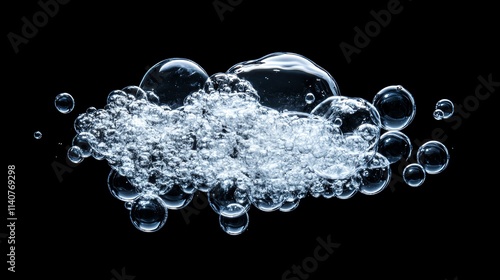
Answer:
[[305, 93, 315, 104], [219, 210, 249, 235], [402, 163, 426, 187], [55, 92, 75, 114], [129, 194, 168, 232], [34, 131, 42, 139], [416, 140, 450, 174], [372, 85, 416, 130], [67, 145, 84, 164], [433, 99, 454, 120], [377, 131, 412, 164]]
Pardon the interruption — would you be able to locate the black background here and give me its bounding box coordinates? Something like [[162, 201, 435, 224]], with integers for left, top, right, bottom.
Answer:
[[3, 0, 498, 279]]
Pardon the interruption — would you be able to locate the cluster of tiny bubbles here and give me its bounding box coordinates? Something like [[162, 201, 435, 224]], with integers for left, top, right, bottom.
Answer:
[[34, 131, 42, 139], [433, 99, 454, 120], [64, 52, 452, 235], [54, 92, 75, 114]]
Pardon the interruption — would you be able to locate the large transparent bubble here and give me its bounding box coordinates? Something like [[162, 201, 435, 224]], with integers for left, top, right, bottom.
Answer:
[[65, 52, 451, 235]]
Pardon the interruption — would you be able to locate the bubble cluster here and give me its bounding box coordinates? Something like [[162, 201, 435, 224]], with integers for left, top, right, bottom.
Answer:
[[65, 52, 451, 235]]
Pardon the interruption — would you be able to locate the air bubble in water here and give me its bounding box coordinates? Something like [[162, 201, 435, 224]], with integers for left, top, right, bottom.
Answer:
[[159, 185, 194, 210], [219, 209, 249, 235], [402, 163, 426, 187], [372, 85, 415, 130], [358, 153, 392, 195], [377, 131, 412, 164], [139, 58, 209, 109], [55, 92, 75, 114], [305, 93, 315, 104], [64, 53, 453, 235], [34, 131, 42, 139], [67, 146, 83, 164], [416, 140, 450, 174], [433, 99, 454, 120], [129, 194, 168, 232], [227, 52, 340, 112], [107, 169, 140, 201]]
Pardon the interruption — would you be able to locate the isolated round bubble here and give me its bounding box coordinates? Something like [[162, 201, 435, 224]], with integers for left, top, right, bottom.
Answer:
[[416, 140, 450, 174], [402, 163, 426, 187], [55, 92, 75, 114], [372, 85, 416, 130], [34, 131, 42, 139]]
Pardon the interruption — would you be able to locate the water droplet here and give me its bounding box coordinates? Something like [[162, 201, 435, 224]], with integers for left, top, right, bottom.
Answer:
[[55, 93, 75, 114], [372, 85, 416, 130], [34, 131, 42, 139], [129, 194, 168, 232], [403, 163, 426, 187], [416, 140, 450, 174], [433, 99, 454, 120]]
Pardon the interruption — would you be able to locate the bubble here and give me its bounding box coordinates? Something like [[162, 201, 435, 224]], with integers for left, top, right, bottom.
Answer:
[[227, 52, 340, 112], [372, 85, 416, 130], [107, 169, 140, 201], [219, 210, 249, 235], [416, 140, 450, 174], [129, 194, 168, 232], [124, 201, 133, 210], [72, 132, 95, 158], [433, 99, 454, 120], [402, 163, 426, 187], [208, 179, 250, 218], [55, 92, 75, 114], [377, 131, 412, 164], [34, 131, 42, 139], [65, 53, 453, 235], [358, 153, 392, 195], [305, 93, 316, 104], [139, 58, 209, 108], [159, 185, 194, 210], [67, 145, 83, 164], [279, 198, 300, 212]]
